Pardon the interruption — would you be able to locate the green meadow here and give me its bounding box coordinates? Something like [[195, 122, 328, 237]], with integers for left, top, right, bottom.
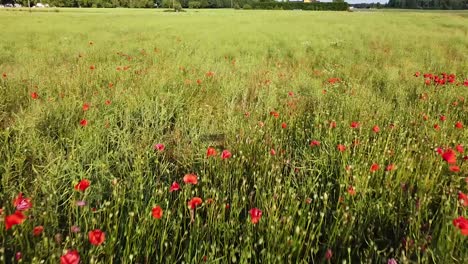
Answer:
[[0, 8, 467, 263]]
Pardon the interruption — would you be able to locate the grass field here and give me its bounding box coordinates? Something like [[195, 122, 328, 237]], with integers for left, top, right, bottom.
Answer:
[[1, 8, 467, 263]]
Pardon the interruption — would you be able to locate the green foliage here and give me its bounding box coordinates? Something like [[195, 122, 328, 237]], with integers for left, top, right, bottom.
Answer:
[[188, 1, 201, 8], [250, 2, 349, 11], [242, 3, 251, 9]]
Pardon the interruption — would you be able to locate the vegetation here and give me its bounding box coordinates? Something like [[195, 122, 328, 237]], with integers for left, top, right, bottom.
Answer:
[[1, 8, 468, 263], [386, 0, 468, 9]]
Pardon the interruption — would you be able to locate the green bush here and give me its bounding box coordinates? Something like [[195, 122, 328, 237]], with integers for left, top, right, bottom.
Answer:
[[242, 3, 251, 9], [249, 2, 349, 11], [174, 1, 183, 11], [188, 1, 201, 8]]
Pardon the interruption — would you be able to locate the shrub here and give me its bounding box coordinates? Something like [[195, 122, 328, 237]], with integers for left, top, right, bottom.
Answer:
[[249, 2, 349, 11], [188, 1, 201, 8], [243, 3, 252, 9]]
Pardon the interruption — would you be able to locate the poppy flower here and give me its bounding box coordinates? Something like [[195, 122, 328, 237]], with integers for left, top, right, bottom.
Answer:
[[2, 73, 6, 78], [422, 114, 428, 121], [258, 121, 264, 128], [105, 100, 111, 105], [71, 226, 80, 233], [206, 147, 217, 157], [441, 149, 457, 164], [33, 226, 44, 236], [15, 252, 22, 261], [249, 208, 262, 224], [464, 79, 468, 86], [270, 149, 276, 155], [350, 121, 360, 129], [88, 229, 105, 246], [152, 205, 163, 219], [74, 179, 90, 192], [13, 193, 32, 211], [154, 143, 165, 152], [433, 124, 440, 130], [414, 72, 420, 77], [328, 78, 340, 84], [206, 71, 214, 77], [61, 250, 80, 264], [440, 115, 446, 121], [425, 79, 431, 85], [221, 150, 232, 159], [372, 125, 380, 133], [188, 197, 203, 209], [183, 174, 198, 185], [456, 144, 464, 154], [196, 79, 202, 85], [82, 103, 90, 111], [337, 144, 347, 152], [79, 119, 88, 127], [347, 186, 356, 196], [76, 201, 86, 207], [244, 112, 250, 118], [281, 122, 287, 129], [5, 211, 26, 230], [169, 181, 180, 192], [325, 249, 333, 260], [449, 166, 460, 173], [31, 92, 38, 99], [385, 164, 395, 171], [453, 216, 468, 235], [370, 163, 380, 172], [310, 140, 320, 147], [89, 65, 95, 70], [270, 111, 280, 118], [458, 192, 468, 207], [329, 121, 336, 128], [288, 91, 294, 97], [455, 121, 463, 129]]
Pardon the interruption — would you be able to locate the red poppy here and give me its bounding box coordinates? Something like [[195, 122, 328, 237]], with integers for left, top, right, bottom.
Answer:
[[372, 125, 380, 133], [221, 150, 232, 159], [310, 140, 320, 147], [270, 149, 276, 155], [328, 78, 341, 84], [79, 119, 88, 127], [288, 91, 294, 97], [183, 174, 198, 185], [350, 121, 360, 129], [196, 79, 202, 85], [206, 147, 217, 157], [15, 252, 22, 261], [74, 179, 90, 192], [188, 197, 203, 209], [370, 163, 380, 172], [455, 121, 463, 129], [329, 121, 336, 128], [453, 216, 468, 235], [464, 80, 468, 86], [281, 122, 287, 129], [89, 65, 95, 70], [270, 111, 280, 118], [33, 226, 44, 236], [244, 112, 250, 118], [88, 229, 105, 246], [422, 114, 428, 121], [169, 181, 180, 192], [5, 211, 26, 230], [347, 186, 356, 196], [31, 92, 39, 99], [82, 103, 90, 111], [13, 193, 32, 211], [337, 144, 346, 152], [385, 164, 395, 171], [154, 143, 165, 152], [152, 205, 163, 219], [325, 249, 333, 260], [2, 72, 6, 78], [458, 192, 468, 207], [414, 72, 420, 77], [206, 71, 214, 77], [440, 115, 446, 121], [425, 79, 431, 85], [60, 250, 80, 264], [441, 149, 457, 164], [449, 166, 460, 173], [456, 144, 464, 154], [433, 124, 440, 130], [249, 208, 262, 224]]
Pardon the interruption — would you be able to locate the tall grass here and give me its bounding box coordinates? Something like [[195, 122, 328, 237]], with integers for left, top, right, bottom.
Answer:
[[0, 9, 467, 263]]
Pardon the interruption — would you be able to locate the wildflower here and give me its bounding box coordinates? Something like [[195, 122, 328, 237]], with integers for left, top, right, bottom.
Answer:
[[386, 164, 395, 171], [169, 181, 180, 192], [414, 72, 420, 77], [329, 121, 336, 128], [89, 65, 95, 70], [281, 122, 287, 129], [440, 115, 446, 121], [188, 197, 203, 209], [458, 192, 468, 207], [76, 201, 86, 207], [270, 149, 276, 155], [372, 125, 380, 133], [88, 229, 105, 246], [221, 150, 232, 159], [152, 205, 163, 219], [31, 92, 39, 99], [13, 193, 32, 211], [206, 147, 217, 157], [79, 119, 88, 127], [325, 249, 333, 260], [249, 208, 262, 224], [310, 140, 320, 147], [183, 174, 198, 185], [61, 250, 80, 264], [75, 179, 90, 192], [455, 121, 463, 129], [350, 121, 360, 129], [441, 149, 457, 164], [337, 144, 347, 152], [82, 103, 90, 111], [453, 216, 468, 235], [433, 124, 440, 130], [33, 226, 44, 236], [154, 143, 165, 152], [370, 163, 380, 172], [270, 111, 280, 118], [71, 226, 80, 233], [449, 166, 460, 173], [5, 211, 26, 230], [347, 186, 356, 196]]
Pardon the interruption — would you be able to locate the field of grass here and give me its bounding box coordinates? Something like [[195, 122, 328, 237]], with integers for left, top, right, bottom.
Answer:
[[1, 8, 467, 263]]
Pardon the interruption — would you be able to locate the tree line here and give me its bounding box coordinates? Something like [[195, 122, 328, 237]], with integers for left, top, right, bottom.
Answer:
[[386, 0, 468, 9]]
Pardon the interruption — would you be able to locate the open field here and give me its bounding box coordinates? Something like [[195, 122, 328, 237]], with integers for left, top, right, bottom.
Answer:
[[1, 8, 467, 263]]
